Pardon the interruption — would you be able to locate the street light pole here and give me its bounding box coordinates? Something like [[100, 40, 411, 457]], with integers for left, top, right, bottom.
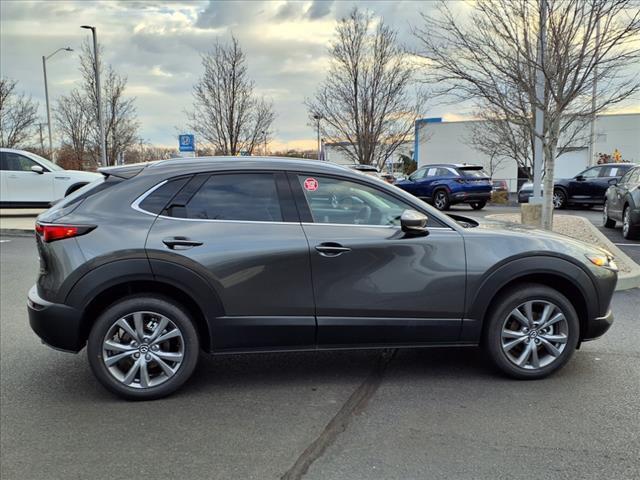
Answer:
[[81, 25, 107, 167], [42, 47, 73, 160], [313, 114, 322, 160]]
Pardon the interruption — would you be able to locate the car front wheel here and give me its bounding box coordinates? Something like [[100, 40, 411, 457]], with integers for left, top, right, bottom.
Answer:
[[87, 295, 199, 400], [484, 284, 579, 379], [623, 206, 639, 239], [603, 200, 616, 228], [470, 200, 487, 210], [553, 189, 567, 209]]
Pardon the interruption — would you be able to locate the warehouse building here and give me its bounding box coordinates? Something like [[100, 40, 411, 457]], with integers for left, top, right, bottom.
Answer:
[[414, 113, 640, 192]]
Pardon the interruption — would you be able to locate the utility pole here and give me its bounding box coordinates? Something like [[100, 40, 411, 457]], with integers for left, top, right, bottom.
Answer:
[[42, 47, 73, 160], [313, 114, 322, 160], [589, 18, 600, 167], [81, 25, 107, 167], [262, 130, 267, 156], [38, 123, 46, 152]]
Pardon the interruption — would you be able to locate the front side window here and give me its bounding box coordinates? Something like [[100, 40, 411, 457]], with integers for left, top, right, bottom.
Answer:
[[1, 152, 38, 172], [172, 173, 283, 222], [298, 174, 415, 226], [409, 168, 427, 181], [580, 167, 600, 179]]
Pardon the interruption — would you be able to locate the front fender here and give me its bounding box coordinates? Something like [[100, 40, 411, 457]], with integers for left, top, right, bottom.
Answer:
[[461, 255, 599, 342]]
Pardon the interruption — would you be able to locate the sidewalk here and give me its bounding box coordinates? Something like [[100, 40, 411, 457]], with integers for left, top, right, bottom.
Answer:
[[0, 209, 42, 235]]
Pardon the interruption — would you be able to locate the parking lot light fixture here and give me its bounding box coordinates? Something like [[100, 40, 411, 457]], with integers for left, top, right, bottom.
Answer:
[[42, 47, 73, 160], [81, 25, 107, 166]]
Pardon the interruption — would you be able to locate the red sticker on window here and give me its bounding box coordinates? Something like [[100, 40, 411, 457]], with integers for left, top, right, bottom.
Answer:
[[304, 177, 319, 191]]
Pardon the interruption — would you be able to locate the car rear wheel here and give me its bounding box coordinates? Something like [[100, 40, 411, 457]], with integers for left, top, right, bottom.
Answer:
[[553, 189, 567, 209], [603, 200, 616, 228], [87, 295, 199, 400], [623, 206, 639, 239], [484, 284, 579, 379], [470, 200, 486, 210], [433, 189, 450, 211]]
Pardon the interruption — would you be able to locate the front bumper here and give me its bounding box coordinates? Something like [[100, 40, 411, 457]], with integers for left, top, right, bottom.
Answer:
[[582, 309, 614, 341], [27, 284, 83, 353]]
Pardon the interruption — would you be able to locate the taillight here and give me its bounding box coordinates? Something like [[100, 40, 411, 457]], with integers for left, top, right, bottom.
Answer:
[[35, 223, 95, 243]]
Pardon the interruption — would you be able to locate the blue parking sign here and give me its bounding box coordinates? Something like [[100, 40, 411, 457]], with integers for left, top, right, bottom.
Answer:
[[179, 134, 195, 152]]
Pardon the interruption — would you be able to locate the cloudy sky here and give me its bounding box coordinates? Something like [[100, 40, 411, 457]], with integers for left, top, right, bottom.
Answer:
[[1, 0, 638, 151]]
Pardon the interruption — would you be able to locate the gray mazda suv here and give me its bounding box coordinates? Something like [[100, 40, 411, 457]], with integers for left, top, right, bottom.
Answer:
[[28, 158, 617, 400]]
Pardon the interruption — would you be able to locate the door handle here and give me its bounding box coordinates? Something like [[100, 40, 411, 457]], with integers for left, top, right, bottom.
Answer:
[[162, 237, 203, 250], [315, 242, 351, 257]]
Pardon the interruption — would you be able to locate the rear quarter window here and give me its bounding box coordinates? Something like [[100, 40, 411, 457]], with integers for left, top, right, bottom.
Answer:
[[138, 177, 190, 214]]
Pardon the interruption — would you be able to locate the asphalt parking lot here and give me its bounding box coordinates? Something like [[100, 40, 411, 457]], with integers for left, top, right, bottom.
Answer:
[[1, 234, 639, 480]]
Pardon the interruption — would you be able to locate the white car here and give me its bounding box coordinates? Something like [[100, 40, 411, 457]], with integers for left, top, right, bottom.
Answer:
[[0, 148, 101, 208]]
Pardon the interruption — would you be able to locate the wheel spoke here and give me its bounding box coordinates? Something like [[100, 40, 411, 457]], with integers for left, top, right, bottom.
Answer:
[[510, 308, 530, 328], [154, 350, 183, 362], [538, 303, 554, 327], [116, 318, 137, 341], [139, 360, 150, 388], [539, 337, 562, 357], [503, 336, 527, 352], [152, 328, 181, 345], [151, 354, 176, 378], [502, 329, 525, 339], [122, 358, 141, 385], [539, 312, 564, 331], [540, 333, 567, 344], [150, 317, 169, 342], [530, 344, 540, 369], [104, 350, 135, 366], [515, 342, 533, 366], [104, 340, 135, 353], [133, 312, 145, 341], [523, 302, 534, 327]]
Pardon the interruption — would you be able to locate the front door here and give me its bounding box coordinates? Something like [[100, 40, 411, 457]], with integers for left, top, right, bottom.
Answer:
[[291, 173, 466, 347], [568, 166, 601, 201], [1, 151, 53, 203], [144, 171, 315, 352]]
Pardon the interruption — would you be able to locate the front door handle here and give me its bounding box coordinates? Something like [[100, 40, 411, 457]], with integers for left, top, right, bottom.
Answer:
[[315, 242, 351, 257], [162, 237, 203, 250]]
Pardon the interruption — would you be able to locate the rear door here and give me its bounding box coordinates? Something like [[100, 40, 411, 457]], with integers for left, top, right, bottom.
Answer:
[[291, 172, 466, 347], [144, 171, 316, 352]]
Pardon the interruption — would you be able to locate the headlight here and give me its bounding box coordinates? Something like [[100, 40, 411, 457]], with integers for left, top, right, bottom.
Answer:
[[585, 253, 618, 271]]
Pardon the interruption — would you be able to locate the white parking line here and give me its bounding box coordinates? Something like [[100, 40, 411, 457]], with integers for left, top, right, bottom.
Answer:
[[0, 240, 11, 243], [614, 243, 640, 246]]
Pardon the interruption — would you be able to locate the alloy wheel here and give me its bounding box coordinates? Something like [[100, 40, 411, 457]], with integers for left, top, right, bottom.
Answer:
[[500, 300, 568, 370], [434, 192, 446, 210], [102, 311, 185, 389], [552, 192, 564, 209]]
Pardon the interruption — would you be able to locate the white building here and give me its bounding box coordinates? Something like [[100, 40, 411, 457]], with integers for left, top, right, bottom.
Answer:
[[415, 113, 640, 192], [324, 141, 414, 170]]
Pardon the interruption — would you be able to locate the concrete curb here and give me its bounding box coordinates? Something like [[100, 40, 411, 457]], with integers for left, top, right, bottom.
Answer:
[[486, 214, 640, 291], [0, 228, 33, 237]]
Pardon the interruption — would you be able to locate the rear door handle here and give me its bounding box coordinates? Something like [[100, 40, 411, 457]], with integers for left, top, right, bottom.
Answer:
[[315, 242, 351, 257], [162, 237, 203, 250]]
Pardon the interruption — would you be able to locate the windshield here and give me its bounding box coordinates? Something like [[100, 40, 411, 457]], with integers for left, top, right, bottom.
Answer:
[[29, 152, 64, 171]]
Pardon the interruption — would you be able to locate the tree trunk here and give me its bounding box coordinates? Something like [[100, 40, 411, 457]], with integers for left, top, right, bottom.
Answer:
[[541, 119, 560, 230]]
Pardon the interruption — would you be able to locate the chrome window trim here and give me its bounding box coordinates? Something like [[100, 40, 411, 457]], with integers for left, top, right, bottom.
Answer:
[[131, 179, 169, 217]]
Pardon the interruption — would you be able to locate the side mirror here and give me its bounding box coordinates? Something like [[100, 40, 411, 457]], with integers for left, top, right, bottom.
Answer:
[[401, 209, 429, 236], [31, 165, 44, 174], [575, 175, 585, 181], [608, 178, 618, 185]]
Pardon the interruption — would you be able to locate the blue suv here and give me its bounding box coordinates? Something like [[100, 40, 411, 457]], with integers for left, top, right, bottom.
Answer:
[[396, 164, 492, 210]]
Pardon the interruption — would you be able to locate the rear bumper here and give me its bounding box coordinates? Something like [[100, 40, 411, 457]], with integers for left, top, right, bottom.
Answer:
[[451, 191, 491, 204], [518, 191, 532, 203], [582, 309, 614, 342], [27, 285, 83, 353]]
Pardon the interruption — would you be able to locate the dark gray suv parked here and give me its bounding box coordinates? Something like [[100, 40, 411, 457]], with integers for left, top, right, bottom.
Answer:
[[28, 158, 617, 400]]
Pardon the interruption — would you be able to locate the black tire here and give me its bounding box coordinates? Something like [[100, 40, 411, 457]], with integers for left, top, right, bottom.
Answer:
[[553, 189, 567, 209], [87, 295, 200, 400], [622, 205, 640, 240], [470, 200, 487, 210], [603, 200, 616, 228], [432, 189, 450, 211], [484, 283, 579, 380]]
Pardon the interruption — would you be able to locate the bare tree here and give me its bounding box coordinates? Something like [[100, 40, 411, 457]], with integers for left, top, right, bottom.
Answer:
[[79, 40, 139, 166], [187, 36, 275, 156], [415, 0, 640, 229], [306, 8, 419, 169], [0, 78, 39, 148], [54, 89, 91, 167]]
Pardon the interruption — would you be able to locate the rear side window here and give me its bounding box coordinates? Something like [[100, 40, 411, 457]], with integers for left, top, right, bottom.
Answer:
[[171, 173, 283, 222], [139, 177, 190, 214], [459, 167, 488, 178]]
